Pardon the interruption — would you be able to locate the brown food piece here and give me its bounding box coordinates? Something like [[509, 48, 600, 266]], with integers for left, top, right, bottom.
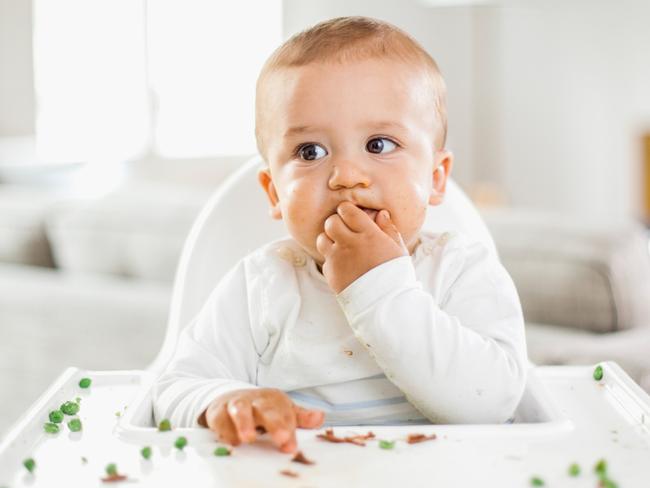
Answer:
[[317, 428, 375, 446], [280, 469, 299, 478], [101, 474, 129, 483], [291, 451, 315, 465], [406, 433, 437, 444]]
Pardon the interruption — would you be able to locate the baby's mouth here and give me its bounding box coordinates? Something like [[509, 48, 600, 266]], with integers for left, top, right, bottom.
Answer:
[[357, 206, 378, 221]]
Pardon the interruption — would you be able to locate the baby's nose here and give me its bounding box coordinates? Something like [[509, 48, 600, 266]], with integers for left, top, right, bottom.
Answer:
[[327, 159, 371, 190]]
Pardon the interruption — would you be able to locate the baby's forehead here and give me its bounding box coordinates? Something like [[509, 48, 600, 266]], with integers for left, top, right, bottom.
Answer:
[[265, 60, 435, 106]]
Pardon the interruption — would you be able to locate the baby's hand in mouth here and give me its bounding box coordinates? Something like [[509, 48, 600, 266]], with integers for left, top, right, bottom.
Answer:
[[316, 202, 408, 293]]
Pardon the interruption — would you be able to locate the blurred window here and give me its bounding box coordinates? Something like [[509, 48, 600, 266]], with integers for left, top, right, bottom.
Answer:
[[33, 0, 282, 162]]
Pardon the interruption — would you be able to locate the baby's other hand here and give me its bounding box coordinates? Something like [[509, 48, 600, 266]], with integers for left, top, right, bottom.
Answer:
[[198, 388, 325, 453], [317, 202, 408, 293]]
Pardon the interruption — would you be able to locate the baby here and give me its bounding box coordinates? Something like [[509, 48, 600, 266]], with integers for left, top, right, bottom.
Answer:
[[153, 16, 527, 453]]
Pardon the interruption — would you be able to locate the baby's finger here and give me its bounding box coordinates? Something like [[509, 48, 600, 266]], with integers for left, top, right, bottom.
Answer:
[[336, 201, 373, 232], [324, 213, 354, 242], [209, 403, 240, 446], [375, 210, 406, 247], [316, 232, 334, 257], [227, 398, 256, 443], [253, 404, 296, 452], [294, 405, 325, 429]]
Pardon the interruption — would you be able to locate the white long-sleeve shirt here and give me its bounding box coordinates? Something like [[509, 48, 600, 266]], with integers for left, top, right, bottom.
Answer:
[[153, 231, 528, 427]]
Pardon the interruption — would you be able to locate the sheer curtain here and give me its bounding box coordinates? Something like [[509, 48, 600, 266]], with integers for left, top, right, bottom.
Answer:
[[33, 0, 282, 163]]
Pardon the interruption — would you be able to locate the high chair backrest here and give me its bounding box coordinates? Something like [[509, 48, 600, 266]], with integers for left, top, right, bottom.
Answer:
[[148, 155, 497, 373]]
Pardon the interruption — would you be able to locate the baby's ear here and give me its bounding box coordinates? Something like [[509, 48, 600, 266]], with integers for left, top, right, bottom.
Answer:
[[257, 167, 283, 220], [428, 150, 454, 206]]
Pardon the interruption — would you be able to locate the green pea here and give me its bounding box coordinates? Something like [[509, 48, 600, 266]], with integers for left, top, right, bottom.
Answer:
[[68, 418, 82, 432], [141, 446, 152, 460], [105, 463, 118, 476], [49, 410, 64, 423], [23, 458, 36, 473], [79, 378, 92, 388], [530, 476, 544, 486], [44, 422, 60, 434], [378, 440, 395, 450], [594, 458, 607, 476], [174, 436, 187, 450], [593, 365, 604, 381], [568, 463, 580, 476], [158, 419, 171, 431], [61, 401, 80, 416], [214, 446, 231, 456]]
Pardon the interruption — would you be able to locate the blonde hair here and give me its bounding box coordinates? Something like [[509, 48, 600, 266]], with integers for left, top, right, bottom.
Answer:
[[255, 16, 448, 159]]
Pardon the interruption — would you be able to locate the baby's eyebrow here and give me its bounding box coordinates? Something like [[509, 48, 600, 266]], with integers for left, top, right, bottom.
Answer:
[[283, 121, 408, 139], [283, 125, 315, 139], [364, 121, 409, 133]]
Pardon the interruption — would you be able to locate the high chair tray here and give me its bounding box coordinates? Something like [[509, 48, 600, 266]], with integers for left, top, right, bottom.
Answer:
[[1, 362, 649, 487]]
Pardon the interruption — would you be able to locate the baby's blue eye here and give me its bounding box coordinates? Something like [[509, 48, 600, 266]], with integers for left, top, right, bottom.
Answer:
[[366, 137, 397, 154], [297, 143, 327, 161]]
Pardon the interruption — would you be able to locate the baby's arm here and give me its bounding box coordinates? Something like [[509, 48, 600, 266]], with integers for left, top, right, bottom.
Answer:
[[337, 240, 527, 423], [153, 262, 323, 450], [319, 205, 527, 423]]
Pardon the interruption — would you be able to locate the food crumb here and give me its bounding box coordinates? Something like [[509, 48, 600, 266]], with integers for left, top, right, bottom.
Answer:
[[141, 446, 152, 460], [343, 350, 353, 357], [280, 469, 299, 478], [317, 428, 375, 446], [174, 436, 188, 450], [291, 451, 315, 465], [214, 446, 231, 456], [102, 474, 128, 483], [593, 365, 604, 381], [379, 440, 395, 450], [102, 464, 129, 483], [406, 433, 437, 444], [61, 401, 80, 416], [23, 458, 36, 473], [44, 422, 60, 434]]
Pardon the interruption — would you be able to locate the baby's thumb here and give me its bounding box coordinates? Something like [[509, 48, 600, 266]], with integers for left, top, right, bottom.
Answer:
[[376, 210, 405, 247], [294, 405, 325, 429]]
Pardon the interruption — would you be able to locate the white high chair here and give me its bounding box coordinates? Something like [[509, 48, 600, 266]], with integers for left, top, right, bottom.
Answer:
[[149, 154, 498, 374]]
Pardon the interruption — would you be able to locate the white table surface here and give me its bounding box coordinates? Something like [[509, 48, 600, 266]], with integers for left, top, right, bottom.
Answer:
[[1, 362, 649, 487]]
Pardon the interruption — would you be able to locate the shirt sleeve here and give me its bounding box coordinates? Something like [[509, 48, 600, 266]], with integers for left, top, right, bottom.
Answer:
[[152, 260, 262, 428], [336, 239, 528, 424]]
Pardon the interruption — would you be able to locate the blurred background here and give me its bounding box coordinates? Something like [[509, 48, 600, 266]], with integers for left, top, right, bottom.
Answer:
[[2, 0, 650, 438]]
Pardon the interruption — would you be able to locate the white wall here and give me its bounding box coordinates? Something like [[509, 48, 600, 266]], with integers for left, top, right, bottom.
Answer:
[[488, 0, 650, 222], [0, 0, 35, 135]]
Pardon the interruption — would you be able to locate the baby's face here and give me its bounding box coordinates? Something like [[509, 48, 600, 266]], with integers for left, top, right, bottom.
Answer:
[[258, 58, 452, 264]]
